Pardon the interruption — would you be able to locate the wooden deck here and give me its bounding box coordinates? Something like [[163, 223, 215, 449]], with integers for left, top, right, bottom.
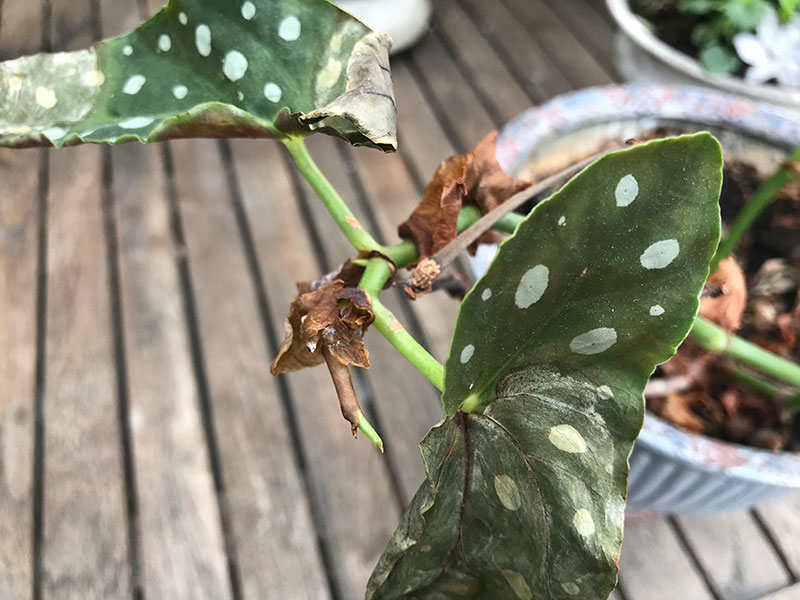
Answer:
[[1, 0, 799, 598]]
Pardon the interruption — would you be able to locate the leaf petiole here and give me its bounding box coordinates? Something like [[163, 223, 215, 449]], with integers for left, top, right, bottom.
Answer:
[[712, 144, 800, 270], [357, 256, 444, 391], [283, 136, 383, 253], [691, 316, 800, 390]]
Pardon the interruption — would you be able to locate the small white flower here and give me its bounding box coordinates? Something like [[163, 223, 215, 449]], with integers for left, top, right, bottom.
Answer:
[[733, 7, 800, 89]]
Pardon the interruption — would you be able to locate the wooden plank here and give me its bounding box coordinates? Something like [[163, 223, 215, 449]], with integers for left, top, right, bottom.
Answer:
[[102, 0, 233, 593], [39, 1, 132, 597], [460, 0, 572, 104], [675, 513, 791, 599], [755, 494, 800, 578], [405, 30, 496, 151], [393, 61, 458, 182], [502, 0, 615, 88], [619, 516, 715, 600], [110, 143, 232, 599], [433, 0, 531, 123], [0, 1, 44, 597], [545, 0, 620, 79], [167, 137, 335, 599], [758, 582, 800, 600], [0, 149, 38, 600], [226, 137, 400, 599], [0, 0, 41, 59]]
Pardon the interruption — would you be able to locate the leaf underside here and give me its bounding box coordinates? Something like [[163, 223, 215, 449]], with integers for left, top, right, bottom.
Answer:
[[0, 0, 397, 150], [367, 135, 723, 600]]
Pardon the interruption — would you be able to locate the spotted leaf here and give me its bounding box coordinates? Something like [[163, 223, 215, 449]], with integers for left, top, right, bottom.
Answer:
[[366, 135, 722, 599], [0, 0, 396, 150]]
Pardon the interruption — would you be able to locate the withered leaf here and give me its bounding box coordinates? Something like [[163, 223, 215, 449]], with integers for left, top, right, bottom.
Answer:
[[270, 280, 374, 375], [398, 154, 469, 260], [398, 131, 531, 261], [464, 131, 531, 214], [700, 257, 747, 332]]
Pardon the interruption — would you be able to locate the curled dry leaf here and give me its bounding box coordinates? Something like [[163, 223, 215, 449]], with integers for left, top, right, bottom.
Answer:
[[398, 131, 531, 262], [270, 280, 374, 375], [700, 256, 747, 331]]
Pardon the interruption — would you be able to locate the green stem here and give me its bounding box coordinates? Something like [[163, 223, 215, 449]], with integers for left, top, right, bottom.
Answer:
[[359, 255, 444, 389], [727, 365, 800, 413], [283, 136, 382, 252], [712, 145, 800, 270], [358, 416, 385, 452], [691, 317, 800, 390], [371, 297, 444, 390], [457, 204, 524, 235], [380, 206, 526, 269]]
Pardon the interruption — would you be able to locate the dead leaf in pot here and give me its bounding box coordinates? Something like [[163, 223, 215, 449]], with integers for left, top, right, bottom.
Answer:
[[271, 280, 374, 375], [658, 392, 708, 433], [700, 257, 747, 331]]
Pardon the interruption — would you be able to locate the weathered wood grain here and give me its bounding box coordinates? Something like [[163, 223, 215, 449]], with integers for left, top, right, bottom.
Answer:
[[226, 137, 401, 599], [619, 516, 715, 600], [0, 148, 38, 600], [0, 1, 43, 596], [392, 61, 457, 175], [501, 0, 615, 88], [545, 0, 620, 79], [460, 0, 572, 104], [167, 137, 335, 600], [100, 1, 234, 595], [757, 581, 800, 600], [39, 2, 131, 597], [433, 0, 531, 124], [756, 495, 800, 578], [405, 30, 496, 151], [676, 512, 791, 599], [110, 143, 233, 599]]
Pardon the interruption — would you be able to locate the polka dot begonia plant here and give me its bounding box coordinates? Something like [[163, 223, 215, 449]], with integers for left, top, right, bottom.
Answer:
[[0, 0, 397, 151], [367, 134, 723, 600]]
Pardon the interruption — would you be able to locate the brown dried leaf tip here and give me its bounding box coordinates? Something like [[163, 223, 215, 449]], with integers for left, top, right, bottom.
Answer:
[[700, 257, 747, 332], [271, 280, 375, 441], [270, 280, 374, 375], [398, 130, 531, 263]]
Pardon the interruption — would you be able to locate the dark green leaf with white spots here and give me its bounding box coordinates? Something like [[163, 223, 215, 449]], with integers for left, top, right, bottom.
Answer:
[[366, 135, 723, 600], [0, 0, 396, 150]]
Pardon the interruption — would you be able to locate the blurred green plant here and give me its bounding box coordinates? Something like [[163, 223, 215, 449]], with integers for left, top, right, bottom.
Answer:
[[632, 0, 800, 76]]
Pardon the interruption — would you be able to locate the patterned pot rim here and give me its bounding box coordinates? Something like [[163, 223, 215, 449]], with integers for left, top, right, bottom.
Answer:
[[496, 83, 800, 488]]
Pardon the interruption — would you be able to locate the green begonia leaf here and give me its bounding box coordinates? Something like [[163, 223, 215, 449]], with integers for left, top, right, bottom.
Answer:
[[367, 135, 722, 600], [0, 0, 396, 150]]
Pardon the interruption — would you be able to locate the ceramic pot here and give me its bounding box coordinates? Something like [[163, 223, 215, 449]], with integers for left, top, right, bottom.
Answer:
[[492, 84, 800, 513], [333, 0, 432, 54], [605, 0, 800, 111]]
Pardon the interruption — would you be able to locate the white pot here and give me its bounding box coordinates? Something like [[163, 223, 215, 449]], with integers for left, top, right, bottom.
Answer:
[[333, 0, 432, 54], [606, 0, 800, 110]]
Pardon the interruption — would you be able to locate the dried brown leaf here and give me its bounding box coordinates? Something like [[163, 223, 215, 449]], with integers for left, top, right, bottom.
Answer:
[[270, 280, 374, 375], [398, 130, 531, 262], [464, 131, 532, 214], [700, 257, 747, 331], [398, 153, 469, 260]]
